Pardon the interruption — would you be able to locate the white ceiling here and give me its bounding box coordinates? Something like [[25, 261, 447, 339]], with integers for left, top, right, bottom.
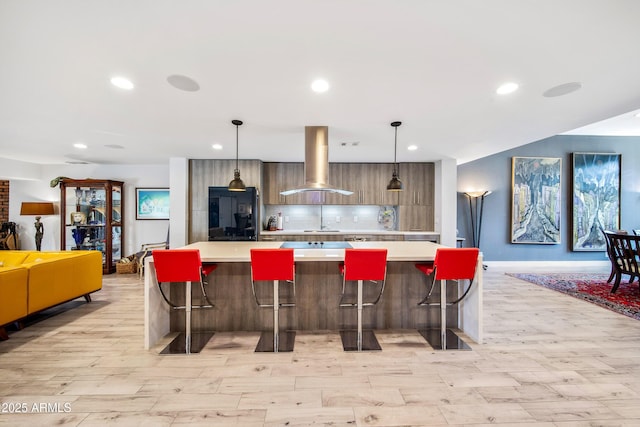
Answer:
[[1, 0, 639, 167]]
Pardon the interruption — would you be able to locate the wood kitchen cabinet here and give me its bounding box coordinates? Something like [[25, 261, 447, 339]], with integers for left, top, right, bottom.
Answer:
[[263, 162, 356, 205], [262, 162, 306, 205], [322, 163, 353, 205], [398, 205, 434, 231], [262, 162, 431, 209], [398, 162, 434, 206], [342, 163, 399, 206], [397, 163, 434, 231], [189, 159, 263, 243]]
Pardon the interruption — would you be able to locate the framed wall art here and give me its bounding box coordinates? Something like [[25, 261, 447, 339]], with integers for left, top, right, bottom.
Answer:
[[572, 152, 621, 251], [511, 156, 561, 244], [136, 188, 170, 220]]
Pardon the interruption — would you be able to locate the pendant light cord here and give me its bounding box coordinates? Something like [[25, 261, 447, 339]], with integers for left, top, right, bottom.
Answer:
[[394, 125, 398, 165], [235, 123, 239, 170]]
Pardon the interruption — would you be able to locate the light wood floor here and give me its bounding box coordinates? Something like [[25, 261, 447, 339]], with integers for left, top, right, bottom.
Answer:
[[1, 264, 640, 426]]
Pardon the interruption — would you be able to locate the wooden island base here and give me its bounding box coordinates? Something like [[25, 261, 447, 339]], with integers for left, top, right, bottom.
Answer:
[[144, 241, 483, 350]]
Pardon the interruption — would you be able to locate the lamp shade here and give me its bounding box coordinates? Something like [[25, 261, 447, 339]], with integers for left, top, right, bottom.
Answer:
[[463, 191, 492, 199], [228, 170, 246, 192], [20, 202, 55, 216], [386, 172, 403, 191]]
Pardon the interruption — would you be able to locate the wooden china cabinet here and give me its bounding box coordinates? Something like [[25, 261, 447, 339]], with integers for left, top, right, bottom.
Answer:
[[59, 179, 124, 274]]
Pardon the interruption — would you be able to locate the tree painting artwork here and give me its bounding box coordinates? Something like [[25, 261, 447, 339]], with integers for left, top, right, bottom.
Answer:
[[511, 157, 561, 244], [572, 153, 621, 251]]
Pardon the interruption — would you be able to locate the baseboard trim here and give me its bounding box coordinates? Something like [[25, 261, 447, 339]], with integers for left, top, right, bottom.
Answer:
[[485, 260, 609, 270]]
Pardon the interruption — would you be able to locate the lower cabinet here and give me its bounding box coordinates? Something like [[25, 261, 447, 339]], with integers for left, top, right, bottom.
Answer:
[[398, 205, 434, 232]]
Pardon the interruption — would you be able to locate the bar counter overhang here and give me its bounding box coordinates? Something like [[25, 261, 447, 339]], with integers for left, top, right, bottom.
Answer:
[[144, 241, 483, 350]]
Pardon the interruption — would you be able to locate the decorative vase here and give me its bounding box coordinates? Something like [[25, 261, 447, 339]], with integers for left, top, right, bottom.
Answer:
[[72, 227, 87, 249]]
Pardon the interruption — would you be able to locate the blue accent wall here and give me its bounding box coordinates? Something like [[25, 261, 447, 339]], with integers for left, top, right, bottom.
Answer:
[[457, 135, 640, 261]]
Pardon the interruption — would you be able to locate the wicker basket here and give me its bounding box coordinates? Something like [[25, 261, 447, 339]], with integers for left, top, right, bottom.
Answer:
[[116, 261, 137, 274]]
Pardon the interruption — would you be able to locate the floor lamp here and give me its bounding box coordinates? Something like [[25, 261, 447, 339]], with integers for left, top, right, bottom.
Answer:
[[20, 202, 55, 251], [464, 191, 491, 269]]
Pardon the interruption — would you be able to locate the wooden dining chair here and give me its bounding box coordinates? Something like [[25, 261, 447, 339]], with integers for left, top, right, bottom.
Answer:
[[604, 231, 640, 293]]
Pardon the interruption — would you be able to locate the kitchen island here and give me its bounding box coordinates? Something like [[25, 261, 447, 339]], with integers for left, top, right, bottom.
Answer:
[[144, 241, 483, 350]]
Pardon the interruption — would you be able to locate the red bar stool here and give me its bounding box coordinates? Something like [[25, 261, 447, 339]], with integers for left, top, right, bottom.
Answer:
[[152, 249, 216, 354], [339, 248, 387, 351], [415, 247, 479, 350], [250, 248, 296, 352]]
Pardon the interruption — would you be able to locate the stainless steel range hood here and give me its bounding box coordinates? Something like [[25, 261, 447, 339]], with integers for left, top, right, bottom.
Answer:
[[280, 126, 353, 196]]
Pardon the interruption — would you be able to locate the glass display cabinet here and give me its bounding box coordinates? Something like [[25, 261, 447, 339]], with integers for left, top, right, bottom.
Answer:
[[59, 179, 124, 274]]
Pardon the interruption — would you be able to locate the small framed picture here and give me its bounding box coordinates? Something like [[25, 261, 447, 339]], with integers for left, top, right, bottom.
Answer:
[[136, 188, 170, 220]]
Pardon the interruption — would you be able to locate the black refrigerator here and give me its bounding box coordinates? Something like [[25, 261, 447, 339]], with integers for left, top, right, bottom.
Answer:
[[208, 186, 258, 240]]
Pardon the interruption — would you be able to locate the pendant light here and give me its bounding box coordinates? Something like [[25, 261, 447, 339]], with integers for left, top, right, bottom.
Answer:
[[228, 119, 246, 192], [387, 121, 403, 191]]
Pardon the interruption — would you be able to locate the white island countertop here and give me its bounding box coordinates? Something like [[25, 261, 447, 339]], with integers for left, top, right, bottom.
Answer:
[[182, 240, 443, 262]]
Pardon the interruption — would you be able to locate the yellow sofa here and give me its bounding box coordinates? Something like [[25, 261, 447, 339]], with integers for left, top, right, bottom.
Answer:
[[0, 251, 102, 339]]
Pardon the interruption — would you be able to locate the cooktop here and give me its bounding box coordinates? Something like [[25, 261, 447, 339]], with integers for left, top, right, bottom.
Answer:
[[280, 241, 353, 249]]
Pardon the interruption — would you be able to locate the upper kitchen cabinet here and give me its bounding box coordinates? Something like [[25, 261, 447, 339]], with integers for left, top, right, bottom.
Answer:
[[323, 163, 355, 205], [396, 162, 435, 231], [398, 162, 434, 206], [262, 162, 433, 207], [262, 162, 306, 205], [344, 163, 399, 206]]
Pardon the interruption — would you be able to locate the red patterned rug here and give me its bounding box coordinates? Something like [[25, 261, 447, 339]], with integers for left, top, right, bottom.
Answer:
[[507, 272, 640, 321]]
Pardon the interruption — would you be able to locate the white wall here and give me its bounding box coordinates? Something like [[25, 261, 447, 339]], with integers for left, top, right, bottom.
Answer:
[[8, 163, 169, 255]]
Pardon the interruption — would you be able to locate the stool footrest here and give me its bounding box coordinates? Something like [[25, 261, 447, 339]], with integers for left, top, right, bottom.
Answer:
[[160, 331, 215, 354], [171, 304, 214, 310], [339, 301, 376, 307], [256, 302, 296, 308], [418, 328, 471, 350]]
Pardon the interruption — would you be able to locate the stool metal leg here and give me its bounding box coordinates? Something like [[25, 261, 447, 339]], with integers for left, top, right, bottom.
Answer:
[[185, 280, 192, 354], [340, 279, 381, 352], [440, 278, 446, 350], [273, 279, 279, 352], [255, 279, 295, 352], [419, 278, 471, 351], [161, 280, 215, 355], [357, 279, 363, 351]]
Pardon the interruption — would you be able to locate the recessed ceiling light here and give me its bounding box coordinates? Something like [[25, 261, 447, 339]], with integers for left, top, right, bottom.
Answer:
[[542, 82, 582, 98], [407, 145, 418, 151], [110, 76, 134, 90], [496, 82, 519, 95], [104, 144, 125, 149], [73, 143, 87, 149], [212, 144, 223, 150], [311, 79, 329, 93]]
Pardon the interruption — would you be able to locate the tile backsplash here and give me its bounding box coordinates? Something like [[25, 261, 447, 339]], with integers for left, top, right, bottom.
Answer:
[[263, 205, 397, 231]]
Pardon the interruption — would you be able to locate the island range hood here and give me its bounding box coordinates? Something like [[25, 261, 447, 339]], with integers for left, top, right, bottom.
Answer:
[[280, 126, 353, 196]]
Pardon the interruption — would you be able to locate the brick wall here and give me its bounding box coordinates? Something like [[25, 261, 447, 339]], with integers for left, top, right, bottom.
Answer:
[[0, 180, 8, 223]]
